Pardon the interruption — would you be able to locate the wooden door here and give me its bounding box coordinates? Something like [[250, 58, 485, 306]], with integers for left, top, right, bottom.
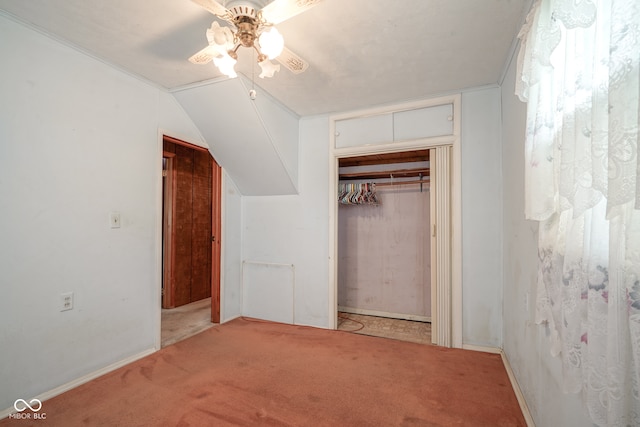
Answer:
[[162, 137, 220, 313], [211, 160, 221, 323]]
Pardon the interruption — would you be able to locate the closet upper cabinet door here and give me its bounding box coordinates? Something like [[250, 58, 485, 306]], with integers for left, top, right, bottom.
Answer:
[[393, 104, 453, 141], [335, 113, 393, 148]]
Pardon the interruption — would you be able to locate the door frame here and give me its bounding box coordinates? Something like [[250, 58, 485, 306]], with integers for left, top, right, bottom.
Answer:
[[210, 160, 222, 323], [328, 94, 462, 348], [156, 133, 222, 348], [162, 152, 177, 308]]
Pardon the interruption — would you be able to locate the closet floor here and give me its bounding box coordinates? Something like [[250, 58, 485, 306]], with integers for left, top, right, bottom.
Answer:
[[161, 297, 215, 347], [337, 312, 432, 345]]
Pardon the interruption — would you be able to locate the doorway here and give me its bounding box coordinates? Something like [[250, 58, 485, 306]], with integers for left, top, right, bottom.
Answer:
[[331, 144, 457, 347], [335, 150, 433, 344], [161, 135, 221, 347], [328, 95, 461, 348]]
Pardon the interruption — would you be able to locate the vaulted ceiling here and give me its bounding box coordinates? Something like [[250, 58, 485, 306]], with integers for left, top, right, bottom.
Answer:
[[0, 0, 530, 116]]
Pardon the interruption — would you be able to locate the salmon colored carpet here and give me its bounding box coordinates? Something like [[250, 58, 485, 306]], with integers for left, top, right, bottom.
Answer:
[[2, 318, 526, 426]]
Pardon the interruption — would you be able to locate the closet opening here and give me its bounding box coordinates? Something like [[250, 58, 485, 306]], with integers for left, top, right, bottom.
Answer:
[[336, 150, 433, 345]]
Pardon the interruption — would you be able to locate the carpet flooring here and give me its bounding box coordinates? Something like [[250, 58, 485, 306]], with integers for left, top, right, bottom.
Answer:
[[2, 318, 526, 426]]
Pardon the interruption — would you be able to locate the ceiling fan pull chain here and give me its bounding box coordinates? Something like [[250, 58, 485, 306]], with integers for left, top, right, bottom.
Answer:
[[249, 49, 257, 100]]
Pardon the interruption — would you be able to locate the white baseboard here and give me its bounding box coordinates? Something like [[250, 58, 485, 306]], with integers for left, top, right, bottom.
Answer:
[[1, 347, 156, 420], [338, 306, 431, 323], [500, 350, 536, 427], [221, 313, 242, 324], [462, 344, 502, 354], [461, 344, 535, 426]]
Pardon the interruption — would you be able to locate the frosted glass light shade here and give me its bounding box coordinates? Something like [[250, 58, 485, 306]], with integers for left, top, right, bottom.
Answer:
[[258, 59, 280, 78], [258, 27, 284, 59], [206, 21, 234, 49], [214, 53, 237, 78]]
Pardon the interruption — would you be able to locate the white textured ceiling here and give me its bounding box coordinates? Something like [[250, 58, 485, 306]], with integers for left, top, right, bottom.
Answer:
[[0, 0, 530, 116]]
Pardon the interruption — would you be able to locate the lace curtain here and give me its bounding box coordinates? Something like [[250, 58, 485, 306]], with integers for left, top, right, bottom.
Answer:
[[516, 0, 640, 425]]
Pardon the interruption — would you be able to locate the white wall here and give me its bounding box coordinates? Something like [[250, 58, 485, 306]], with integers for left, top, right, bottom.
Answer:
[[221, 171, 243, 322], [159, 92, 206, 147], [500, 52, 593, 426], [3, 9, 593, 424], [173, 79, 299, 196], [461, 87, 503, 348], [241, 116, 330, 327], [240, 92, 504, 349], [251, 81, 299, 188], [0, 14, 216, 412]]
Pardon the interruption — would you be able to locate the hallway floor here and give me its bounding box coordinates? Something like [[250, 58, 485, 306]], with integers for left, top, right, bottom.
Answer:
[[161, 302, 431, 347], [161, 298, 214, 347], [337, 312, 432, 345]]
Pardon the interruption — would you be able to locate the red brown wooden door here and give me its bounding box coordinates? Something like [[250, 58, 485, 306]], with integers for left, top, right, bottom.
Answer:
[[211, 160, 222, 323], [163, 138, 213, 308]]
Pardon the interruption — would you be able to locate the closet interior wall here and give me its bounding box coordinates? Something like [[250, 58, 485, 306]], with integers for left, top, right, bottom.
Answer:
[[337, 150, 431, 322]]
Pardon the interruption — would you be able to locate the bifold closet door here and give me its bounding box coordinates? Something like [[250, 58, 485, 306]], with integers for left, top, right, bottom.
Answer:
[[430, 146, 452, 346]]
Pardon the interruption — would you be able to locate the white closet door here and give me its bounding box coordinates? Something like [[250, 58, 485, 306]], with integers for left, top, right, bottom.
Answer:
[[431, 146, 452, 346]]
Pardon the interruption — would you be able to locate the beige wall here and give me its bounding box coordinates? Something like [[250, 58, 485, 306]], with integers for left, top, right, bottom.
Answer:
[[338, 184, 431, 318]]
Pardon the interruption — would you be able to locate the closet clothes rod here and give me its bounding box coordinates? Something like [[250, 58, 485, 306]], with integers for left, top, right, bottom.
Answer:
[[375, 179, 431, 187], [338, 167, 430, 181]]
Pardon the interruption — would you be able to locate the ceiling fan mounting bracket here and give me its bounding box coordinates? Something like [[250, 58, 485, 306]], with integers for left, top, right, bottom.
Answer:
[[225, 1, 263, 20]]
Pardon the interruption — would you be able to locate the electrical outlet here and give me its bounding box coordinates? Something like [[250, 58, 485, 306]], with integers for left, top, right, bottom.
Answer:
[[60, 292, 73, 312]]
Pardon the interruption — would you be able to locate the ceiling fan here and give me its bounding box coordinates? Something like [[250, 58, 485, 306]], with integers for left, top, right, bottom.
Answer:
[[189, 0, 321, 79]]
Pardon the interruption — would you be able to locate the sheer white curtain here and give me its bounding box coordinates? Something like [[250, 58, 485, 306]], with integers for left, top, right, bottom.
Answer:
[[516, 0, 640, 425]]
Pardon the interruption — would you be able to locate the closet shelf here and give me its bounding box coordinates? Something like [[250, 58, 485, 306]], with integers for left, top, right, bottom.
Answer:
[[339, 168, 430, 181]]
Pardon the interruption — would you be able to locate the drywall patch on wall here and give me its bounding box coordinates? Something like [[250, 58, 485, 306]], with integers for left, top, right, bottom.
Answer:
[[242, 261, 295, 323]]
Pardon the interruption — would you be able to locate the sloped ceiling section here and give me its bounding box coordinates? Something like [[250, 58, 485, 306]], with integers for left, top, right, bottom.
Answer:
[[173, 78, 299, 196]]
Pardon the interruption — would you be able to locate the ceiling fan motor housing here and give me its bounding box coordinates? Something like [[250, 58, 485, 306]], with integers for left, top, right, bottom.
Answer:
[[235, 16, 259, 47]]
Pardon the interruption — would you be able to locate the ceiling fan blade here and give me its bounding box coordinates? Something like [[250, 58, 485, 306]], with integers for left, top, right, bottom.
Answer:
[[276, 46, 309, 74], [191, 0, 233, 23], [188, 46, 217, 64], [260, 0, 323, 24]]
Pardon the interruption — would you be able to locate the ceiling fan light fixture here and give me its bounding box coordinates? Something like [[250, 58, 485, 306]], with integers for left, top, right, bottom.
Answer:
[[190, 0, 317, 78], [258, 27, 284, 60], [213, 52, 238, 78], [206, 21, 234, 48], [258, 59, 281, 78]]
